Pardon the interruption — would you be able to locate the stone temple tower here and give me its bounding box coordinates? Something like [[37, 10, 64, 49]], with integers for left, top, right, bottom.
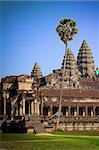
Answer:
[[77, 40, 95, 78], [61, 48, 80, 88], [31, 63, 42, 79]]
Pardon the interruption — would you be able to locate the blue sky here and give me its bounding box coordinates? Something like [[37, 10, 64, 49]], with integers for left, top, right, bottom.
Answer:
[[0, 1, 99, 78]]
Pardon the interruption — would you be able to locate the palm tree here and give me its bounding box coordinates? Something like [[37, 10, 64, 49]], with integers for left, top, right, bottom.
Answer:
[[56, 18, 78, 128]]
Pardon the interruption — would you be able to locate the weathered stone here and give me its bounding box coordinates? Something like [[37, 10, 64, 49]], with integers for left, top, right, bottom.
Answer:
[[31, 63, 42, 79], [0, 40, 99, 133], [44, 48, 80, 89], [77, 40, 95, 78]]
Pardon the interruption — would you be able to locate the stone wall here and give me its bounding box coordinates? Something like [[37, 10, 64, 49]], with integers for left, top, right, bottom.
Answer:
[[59, 122, 99, 131], [3, 83, 13, 90], [18, 82, 33, 91]]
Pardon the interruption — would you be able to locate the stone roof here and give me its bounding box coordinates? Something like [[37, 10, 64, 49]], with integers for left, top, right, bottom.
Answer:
[[1, 76, 17, 83], [41, 88, 99, 98], [80, 77, 99, 85], [17, 74, 33, 82], [1, 74, 33, 83]]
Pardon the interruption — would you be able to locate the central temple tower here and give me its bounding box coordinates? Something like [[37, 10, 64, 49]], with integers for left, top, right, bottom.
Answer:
[[61, 48, 80, 88]]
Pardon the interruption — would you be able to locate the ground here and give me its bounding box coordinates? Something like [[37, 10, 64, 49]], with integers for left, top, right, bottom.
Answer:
[[1, 133, 99, 150]]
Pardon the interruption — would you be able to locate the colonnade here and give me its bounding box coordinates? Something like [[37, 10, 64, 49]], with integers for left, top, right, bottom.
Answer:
[[3, 98, 40, 116], [18, 99, 40, 116], [43, 106, 99, 117], [2, 96, 99, 118]]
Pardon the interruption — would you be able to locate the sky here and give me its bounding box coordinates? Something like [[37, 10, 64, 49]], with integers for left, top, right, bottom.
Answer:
[[0, 1, 99, 79]]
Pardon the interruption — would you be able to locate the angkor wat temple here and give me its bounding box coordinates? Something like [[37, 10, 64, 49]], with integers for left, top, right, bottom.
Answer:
[[0, 40, 99, 133]]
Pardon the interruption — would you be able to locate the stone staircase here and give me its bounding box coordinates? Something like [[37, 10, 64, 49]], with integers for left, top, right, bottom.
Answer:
[[25, 115, 46, 133], [49, 112, 63, 123]]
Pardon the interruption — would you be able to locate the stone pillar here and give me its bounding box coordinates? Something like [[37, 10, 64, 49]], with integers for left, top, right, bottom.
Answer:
[[31, 101, 34, 115], [68, 106, 71, 116], [16, 104, 18, 115], [50, 104, 53, 116], [23, 98, 25, 115], [28, 101, 31, 115], [77, 106, 79, 116], [48, 104, 52, 117], [93, 106, 96, 116], [74, 107, 77, 116], [34, 99, 40, 116], [83, 107, 85, 116], [3, 91, 8, 115], [37, 101, 40, 116], [48, 107, 50, 117], [66, 107, 68, 116], [85, 106, 88, 116], [11, 101, 14, 120], [41, 99, 43, 116], [91, 107, 94, 116], [19, 101, 23, 115], [4, 98, 6, 115], [34, 99, 37, 115]]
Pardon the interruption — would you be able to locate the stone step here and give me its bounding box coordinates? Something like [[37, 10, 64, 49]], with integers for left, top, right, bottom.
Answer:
[[25, 115, 46, 133]]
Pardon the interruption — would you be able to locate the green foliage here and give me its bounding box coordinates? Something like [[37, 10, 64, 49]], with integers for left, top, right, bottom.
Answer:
[[53, 129, 64, 134], [56, 18, 78, 44], [96, 70, 99, 75]]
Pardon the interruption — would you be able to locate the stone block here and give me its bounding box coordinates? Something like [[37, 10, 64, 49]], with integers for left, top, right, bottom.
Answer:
[[66, 123, 73, 131]]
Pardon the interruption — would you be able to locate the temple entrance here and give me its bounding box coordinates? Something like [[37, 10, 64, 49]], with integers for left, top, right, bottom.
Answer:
[[25, 101, 29, 114], [43, 107, 48, 116], [71, 107, 75, 116], [6, 101, 11, 115], [88, 107, 91, 116]]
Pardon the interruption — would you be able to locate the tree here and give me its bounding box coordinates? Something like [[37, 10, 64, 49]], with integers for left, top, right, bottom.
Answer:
[[56, 18, 78, 128]]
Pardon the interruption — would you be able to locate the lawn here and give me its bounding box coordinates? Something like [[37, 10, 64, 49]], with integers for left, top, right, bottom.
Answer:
[[1, 133, 99, 150]]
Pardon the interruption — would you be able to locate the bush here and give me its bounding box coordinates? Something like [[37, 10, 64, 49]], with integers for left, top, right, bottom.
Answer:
[[53, 129, 64, 134]]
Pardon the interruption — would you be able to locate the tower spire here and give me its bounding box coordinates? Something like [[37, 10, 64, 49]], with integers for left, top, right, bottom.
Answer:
[[31, 62, 42, 79], [77, 40, 95, 78], [61, 48, 80, 88]]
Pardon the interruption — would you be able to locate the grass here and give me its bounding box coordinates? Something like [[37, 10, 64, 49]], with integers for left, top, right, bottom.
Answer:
[[1, 133, 99, 150], [53, 130, 99, 136]]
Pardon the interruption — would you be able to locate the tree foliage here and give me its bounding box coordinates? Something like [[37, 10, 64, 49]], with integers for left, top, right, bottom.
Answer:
[[56, 18, 78, 44]]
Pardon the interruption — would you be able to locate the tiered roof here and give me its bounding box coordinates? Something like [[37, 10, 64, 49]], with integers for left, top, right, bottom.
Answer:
[[41, 88, 99, 99], [31, 63, 42, 79], [44, 48, 80, 89], [61, 48, 80, 88], [77, 40, 95, 78]]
